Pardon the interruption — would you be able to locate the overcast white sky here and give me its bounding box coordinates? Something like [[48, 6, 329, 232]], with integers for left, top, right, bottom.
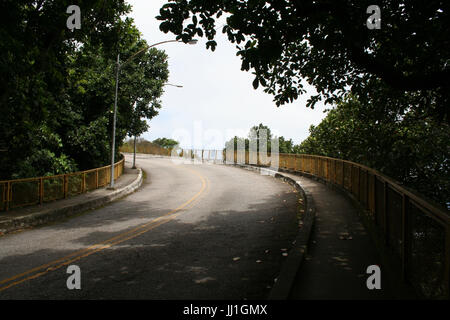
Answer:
[[127, 0, 328, 149]]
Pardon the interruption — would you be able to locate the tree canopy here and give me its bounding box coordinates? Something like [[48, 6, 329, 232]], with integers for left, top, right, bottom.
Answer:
[[0, 1, 169, 179], [157, 0, 449, 120], [152, 137, 180, 149], [224, 123, 293, 153], [299, 95, 449, 208]]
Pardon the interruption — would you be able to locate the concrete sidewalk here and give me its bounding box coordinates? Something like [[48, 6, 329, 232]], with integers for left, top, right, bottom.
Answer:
[[0, 161, 142, 236], [232, 164, 415, 300], [279, 171, 415, 299]]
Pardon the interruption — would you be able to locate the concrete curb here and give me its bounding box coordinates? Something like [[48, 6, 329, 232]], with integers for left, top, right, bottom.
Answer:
[[0, 168, 143, 235], [230, 164, 316, 300]]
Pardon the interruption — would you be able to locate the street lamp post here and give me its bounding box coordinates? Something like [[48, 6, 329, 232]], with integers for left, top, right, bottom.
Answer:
[[110, 53, 120, 189], [109, 39, 197, 189], [132, 83, 183, 169], [132, 134, 137, 169]]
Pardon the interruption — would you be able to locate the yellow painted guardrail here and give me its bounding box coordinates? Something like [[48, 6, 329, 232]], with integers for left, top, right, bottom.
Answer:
[[0, 158, 124, 212], [135, 147, 449, 299]]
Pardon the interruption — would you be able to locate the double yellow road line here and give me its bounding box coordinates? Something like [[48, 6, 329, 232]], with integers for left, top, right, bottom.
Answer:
[[0, 168, 209, 293]]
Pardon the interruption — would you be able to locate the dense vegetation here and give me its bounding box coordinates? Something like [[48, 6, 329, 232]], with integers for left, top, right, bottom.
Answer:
[[225, 123, 297, 154], [157, 0, 449, 119], [226, 115, 449, 209], [298, 96, 449, 208], [0, 1, 169, 180], [121, 137, 179, 155], [159, 1, 449, 207], [152, 137, 180, 149]]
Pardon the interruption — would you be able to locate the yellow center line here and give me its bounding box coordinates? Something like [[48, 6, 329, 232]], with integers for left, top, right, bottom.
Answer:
[[0, 166, 208, 292]]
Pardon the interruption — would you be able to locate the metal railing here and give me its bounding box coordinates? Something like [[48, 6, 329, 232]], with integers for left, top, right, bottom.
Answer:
[[0, 158, 125, 212], [135, 147, 449, 299], [274, 153, 449, 300]]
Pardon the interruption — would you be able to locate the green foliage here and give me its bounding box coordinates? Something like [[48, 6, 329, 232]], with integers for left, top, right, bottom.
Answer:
[[278, 136, 295, 154], [222, 111, 448, 207], [224, 124, 283, 153], [298, 95, 450, 208], [11, 150, 78, 180], [0, 1, 169, 179], [152, 138, 180, 149], [224, 136, 248, 152], [121, 138, 173, 155], [157, 0, 449, 120]]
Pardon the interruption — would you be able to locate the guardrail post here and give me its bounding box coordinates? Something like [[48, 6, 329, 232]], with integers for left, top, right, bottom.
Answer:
[[366, 170, 370, 210], [333, 159, 337, 184], [82, 172, 86, 193], [95, 169, 99, 189], [356, 166, 361, 200], [445, 226, 450, 298], [401, 194, 410, 281], [372, 175, 377, 219], [6, 181, 10, 211], [349, 163, 353, 192], [64, 175, 68, 199], [383, 181, 388, 245], [39, 177, 44, 204]]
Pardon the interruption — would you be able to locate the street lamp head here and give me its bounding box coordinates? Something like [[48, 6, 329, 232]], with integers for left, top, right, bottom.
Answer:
[[188, 39, 198, 45], [165, 83, 183, 88]]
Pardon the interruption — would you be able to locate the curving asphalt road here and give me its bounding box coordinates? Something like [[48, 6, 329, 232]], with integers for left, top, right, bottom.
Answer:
[[0, 155, 300, 299]]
